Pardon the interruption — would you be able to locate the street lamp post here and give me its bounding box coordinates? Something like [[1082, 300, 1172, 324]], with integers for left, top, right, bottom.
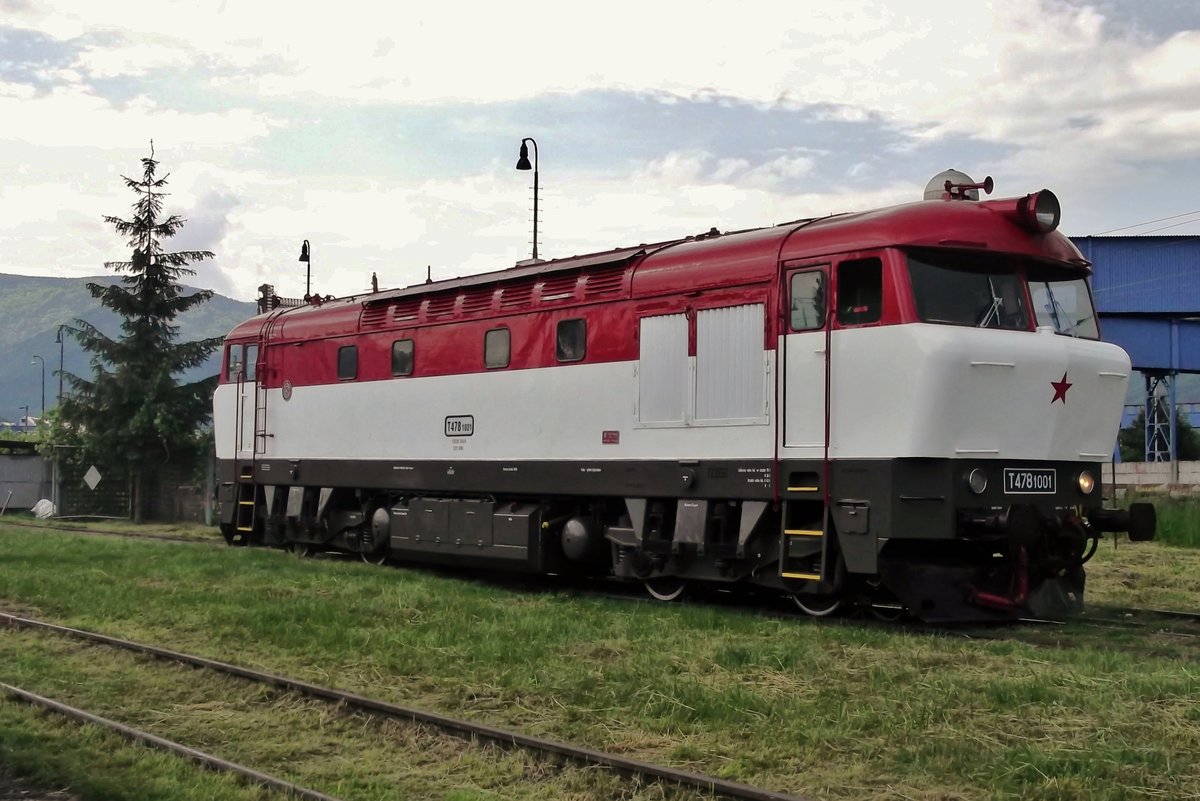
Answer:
[[299, 239, 312, 300], [515, 138, 539, 261], [31, 355, 45, 416], [55, 326, 65, 405]]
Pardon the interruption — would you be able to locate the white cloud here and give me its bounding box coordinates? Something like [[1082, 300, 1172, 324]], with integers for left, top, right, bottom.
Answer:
[[0, 86, 279, 149]]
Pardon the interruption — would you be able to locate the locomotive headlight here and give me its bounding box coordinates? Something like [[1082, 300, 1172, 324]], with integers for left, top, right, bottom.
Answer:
[[1018, 189, 1061, 233], [967, 468, 988, 495], [1078, 470, 1095, 495]]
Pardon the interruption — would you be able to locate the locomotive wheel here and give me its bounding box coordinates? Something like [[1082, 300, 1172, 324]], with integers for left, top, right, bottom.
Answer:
[[288, 542, 314, 558], [791, 593, 843, 617], [644, 577, 686, 602], [361, 548, 389, 565], [868, 603, 906, 622]]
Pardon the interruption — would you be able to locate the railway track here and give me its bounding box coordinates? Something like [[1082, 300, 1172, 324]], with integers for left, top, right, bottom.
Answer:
[[1, 680, 345, 801], [0, 611, 814, 801]]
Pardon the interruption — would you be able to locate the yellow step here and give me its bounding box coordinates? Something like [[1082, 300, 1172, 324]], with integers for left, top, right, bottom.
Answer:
[[785, 529, 823, 537], [781, 571, 821, 581]]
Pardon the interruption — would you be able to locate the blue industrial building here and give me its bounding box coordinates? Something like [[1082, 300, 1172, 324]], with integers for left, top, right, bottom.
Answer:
[[1073, 236, 1200, 461]]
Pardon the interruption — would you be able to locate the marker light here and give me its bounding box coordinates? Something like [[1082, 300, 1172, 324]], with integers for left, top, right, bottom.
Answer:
[[1078, 470, 1095, 495], [1018, 189, 1061, 233], [967, 468, 988, 495]]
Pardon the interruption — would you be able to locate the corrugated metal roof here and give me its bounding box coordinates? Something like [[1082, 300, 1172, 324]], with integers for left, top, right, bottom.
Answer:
[[1072, 235, 1200, 314]]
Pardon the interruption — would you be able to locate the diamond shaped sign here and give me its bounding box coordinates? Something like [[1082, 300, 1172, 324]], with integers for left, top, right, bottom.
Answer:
[[83, 465, 102, 491]]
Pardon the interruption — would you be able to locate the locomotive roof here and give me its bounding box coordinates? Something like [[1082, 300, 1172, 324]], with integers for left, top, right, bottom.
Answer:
[[227, 194, 1087, 341]]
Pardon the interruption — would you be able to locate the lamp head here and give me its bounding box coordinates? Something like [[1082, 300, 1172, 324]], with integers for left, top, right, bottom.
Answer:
[[299, 239, 310, 263], [516, 141, 532, 171]]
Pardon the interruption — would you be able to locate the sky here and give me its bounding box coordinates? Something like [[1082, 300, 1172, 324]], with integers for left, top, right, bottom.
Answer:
[[1, 0, 1198, 302]]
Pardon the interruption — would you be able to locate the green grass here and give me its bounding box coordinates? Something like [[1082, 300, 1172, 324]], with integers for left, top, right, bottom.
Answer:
[[2, 526, 1200, 800], [1141, 496, 1200, 548]]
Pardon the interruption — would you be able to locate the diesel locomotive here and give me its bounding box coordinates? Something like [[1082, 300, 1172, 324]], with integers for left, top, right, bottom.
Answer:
[[214, 171, 1155, 621]]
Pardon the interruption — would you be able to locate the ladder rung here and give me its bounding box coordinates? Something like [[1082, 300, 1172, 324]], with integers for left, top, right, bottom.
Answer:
[[238, 501, 255, 506], [236, 525, 254, 532], [785, 529, 823, 537], [782, 572, 821, 581], [786, 486, 819, 492]]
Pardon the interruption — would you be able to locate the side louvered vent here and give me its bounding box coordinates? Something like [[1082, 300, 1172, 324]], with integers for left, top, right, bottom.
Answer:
[[392, 298, 421, 322], [425, 294, 456, 317], [583, 266, 625, 297], [499, 282, 534, 308], [461, 288, 495, 314], [540, 273, 579, 301], [361, 304, 389, 327]]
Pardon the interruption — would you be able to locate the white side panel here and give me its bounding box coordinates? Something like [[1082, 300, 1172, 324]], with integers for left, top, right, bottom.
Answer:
[[696, 304, 767, 423], [234, 359, 775, 463], [777, 323, 1131, 461], [638, 313, 689, 425]]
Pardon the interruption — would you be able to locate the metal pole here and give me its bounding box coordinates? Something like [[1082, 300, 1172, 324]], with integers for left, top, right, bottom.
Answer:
[[516, 138, 539, 261], [31, 355, 45, 415], [532, 152, 539, 261], [57, 326, 65, 405]]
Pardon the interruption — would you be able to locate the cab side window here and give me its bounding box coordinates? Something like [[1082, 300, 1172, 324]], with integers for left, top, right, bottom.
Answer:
[[225, 345, 243, 381], [837, 258, 883, 326], [789, 271, 826, 331]]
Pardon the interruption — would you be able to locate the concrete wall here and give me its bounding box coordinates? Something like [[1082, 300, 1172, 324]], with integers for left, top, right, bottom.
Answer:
[[1111, 460, 1200, 487], [0, 454, 52, 510]]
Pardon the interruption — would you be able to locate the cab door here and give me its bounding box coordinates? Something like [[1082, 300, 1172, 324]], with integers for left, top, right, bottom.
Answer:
[[782, 266, 829, 450]]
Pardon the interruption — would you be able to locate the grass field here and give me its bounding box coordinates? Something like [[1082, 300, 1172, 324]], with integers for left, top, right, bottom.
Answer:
[[1122, 492, 1200, 548], [1, 522, 1198, 801]]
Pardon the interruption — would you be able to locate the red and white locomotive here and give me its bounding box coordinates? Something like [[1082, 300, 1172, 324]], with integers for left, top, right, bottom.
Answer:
[[214, 171, 1155, 621]]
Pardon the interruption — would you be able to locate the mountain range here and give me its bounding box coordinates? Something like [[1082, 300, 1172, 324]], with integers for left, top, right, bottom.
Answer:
[[0, 273, 256, 426]]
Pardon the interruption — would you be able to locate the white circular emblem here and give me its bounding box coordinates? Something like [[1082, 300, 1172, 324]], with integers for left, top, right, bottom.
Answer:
[[281, 379, 293, 401]]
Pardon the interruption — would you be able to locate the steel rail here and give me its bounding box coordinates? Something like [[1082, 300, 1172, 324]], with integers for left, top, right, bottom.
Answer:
[[0, 681, 345, 801], [0, 612, 814, 801]]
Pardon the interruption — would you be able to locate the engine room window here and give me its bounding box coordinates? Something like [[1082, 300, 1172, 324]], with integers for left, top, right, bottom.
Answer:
[[556, 319, 586, 362], [836, 258, 883, 325], [485, 327, 510, 369], [225, 345, 243, 381], [908, 253, 1030, 331], [1030, 278, 1099, 339], [391, 339, 414, 376], [337, 345, 358, 380], [789, 271, 826, 331]]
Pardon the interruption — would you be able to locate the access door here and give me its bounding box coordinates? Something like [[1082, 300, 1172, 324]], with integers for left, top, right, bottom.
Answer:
[[782, 267, 829, 449]]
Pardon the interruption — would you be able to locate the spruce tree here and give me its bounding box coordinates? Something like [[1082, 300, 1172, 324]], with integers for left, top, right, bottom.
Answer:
[[61, 143, 221, 521]]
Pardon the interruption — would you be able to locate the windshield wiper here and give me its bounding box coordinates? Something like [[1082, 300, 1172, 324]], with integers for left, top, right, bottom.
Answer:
[[977, 277, 1003, 328]]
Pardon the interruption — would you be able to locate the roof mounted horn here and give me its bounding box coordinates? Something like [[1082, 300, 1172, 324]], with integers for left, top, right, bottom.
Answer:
[[924, 169, 994, 201]]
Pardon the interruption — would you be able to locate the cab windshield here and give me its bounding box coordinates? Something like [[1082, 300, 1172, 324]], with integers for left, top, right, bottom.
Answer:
[[908, 252, 1030, 331], [1029, 278, 1099, 338], [907, 251, 1099, 339]]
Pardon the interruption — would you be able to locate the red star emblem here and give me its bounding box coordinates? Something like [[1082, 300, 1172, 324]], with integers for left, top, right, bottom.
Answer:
[[1050, 372, 1072, 404]]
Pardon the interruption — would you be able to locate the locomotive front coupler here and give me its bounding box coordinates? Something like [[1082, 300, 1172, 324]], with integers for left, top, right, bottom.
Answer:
[[1087, 503, 1157, 542], [959, 504, 1062, 546]]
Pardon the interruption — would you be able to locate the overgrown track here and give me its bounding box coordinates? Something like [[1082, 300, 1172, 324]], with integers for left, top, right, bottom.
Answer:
[[0, 611, 815, 801], [0, 680, 345, 801], [0, 518, 216, 545]]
